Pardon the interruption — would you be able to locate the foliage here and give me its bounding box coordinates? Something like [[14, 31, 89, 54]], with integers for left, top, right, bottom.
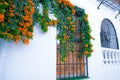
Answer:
[[0, 0, 93, 60]]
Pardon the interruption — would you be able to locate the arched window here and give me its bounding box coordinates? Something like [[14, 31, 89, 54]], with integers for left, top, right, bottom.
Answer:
[[100, 19, 119, 49]]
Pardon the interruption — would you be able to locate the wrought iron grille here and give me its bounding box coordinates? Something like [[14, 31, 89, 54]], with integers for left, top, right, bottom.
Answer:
[[57, 46, 88, 80], [97, 0, 120, 18], [97, 0, 120, 11]]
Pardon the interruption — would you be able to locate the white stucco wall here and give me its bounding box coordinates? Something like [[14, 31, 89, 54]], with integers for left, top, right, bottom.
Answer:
[[70, 0, 120, 80], [0, 24, 56, 80]]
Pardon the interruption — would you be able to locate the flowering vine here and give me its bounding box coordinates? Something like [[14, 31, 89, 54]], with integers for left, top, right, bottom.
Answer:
[[0, 0, 93, 60]]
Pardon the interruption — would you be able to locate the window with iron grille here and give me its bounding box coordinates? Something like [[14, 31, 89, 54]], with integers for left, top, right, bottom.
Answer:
[[100, 19, 119, 49], [57, 9, 88, 80]]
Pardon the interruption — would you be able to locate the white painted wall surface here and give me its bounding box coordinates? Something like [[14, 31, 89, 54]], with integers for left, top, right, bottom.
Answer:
[[70, 0, 120, 80], [0, 25, 56, 80]]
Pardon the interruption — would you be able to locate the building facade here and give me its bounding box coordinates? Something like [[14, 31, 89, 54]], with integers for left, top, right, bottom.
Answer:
[[0, 0, 120, 80]]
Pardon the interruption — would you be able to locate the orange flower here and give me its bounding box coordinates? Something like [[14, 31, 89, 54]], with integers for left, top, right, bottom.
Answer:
[[30, 7, 34, 14], [84, 17, 88, 21], [46, 22, 49, 25], [70, 21, 74, 25], [23, 16, 30, 21], [11, 4, 16, 8], [71, 27, 76, 31], [29, 19, 33, 23], [0, 14, 4, 18], [63, 26, 67, 29], [67, 17, 72, 20], [18, 22, 24, 26], [23, 38, 29, 45], [24, 22, 31, 28], [22, 29, 28, 36], [0, 14, 4, 22], [24, 6, 28, 11], [63, 2, 67, 6], [27, 31, 33, 37], [9, 8, 14, 13], [69, 3, 74, 8], [57, 0, 62, 4], [90, 36, 93, 39], [53, 20, 58, 25], [91, 49, 94, 52], [64, 35, 67, 40], [46, 27, 48, 31], [72, 9, 75, 15], [25, 11, 31, 15], [28, 0, 34, 6], [18, 27, 22, 31], [84, 44, 88, 48], [49, 21, 53, 26], [84, 51, 89, 55]]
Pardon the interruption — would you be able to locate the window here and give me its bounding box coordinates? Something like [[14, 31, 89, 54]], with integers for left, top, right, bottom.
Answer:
[[57, 14, 88, 79], [100, 19, 119, 49]]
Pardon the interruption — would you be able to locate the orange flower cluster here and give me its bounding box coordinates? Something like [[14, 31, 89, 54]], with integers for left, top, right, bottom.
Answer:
[[0, 0, 35, 45], [57, 0, 75, 15], [15, 0, 34, 45], [46, 20, 58, 26], [22, 0, 34, 45]]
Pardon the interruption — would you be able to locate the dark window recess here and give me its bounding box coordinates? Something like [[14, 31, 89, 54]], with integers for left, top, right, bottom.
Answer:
[[100, 19, 119, 49], [57, 11, 88, 80]]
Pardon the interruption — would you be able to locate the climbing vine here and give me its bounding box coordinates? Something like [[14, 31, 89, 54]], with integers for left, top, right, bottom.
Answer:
[[0, 0, 93, 60]]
